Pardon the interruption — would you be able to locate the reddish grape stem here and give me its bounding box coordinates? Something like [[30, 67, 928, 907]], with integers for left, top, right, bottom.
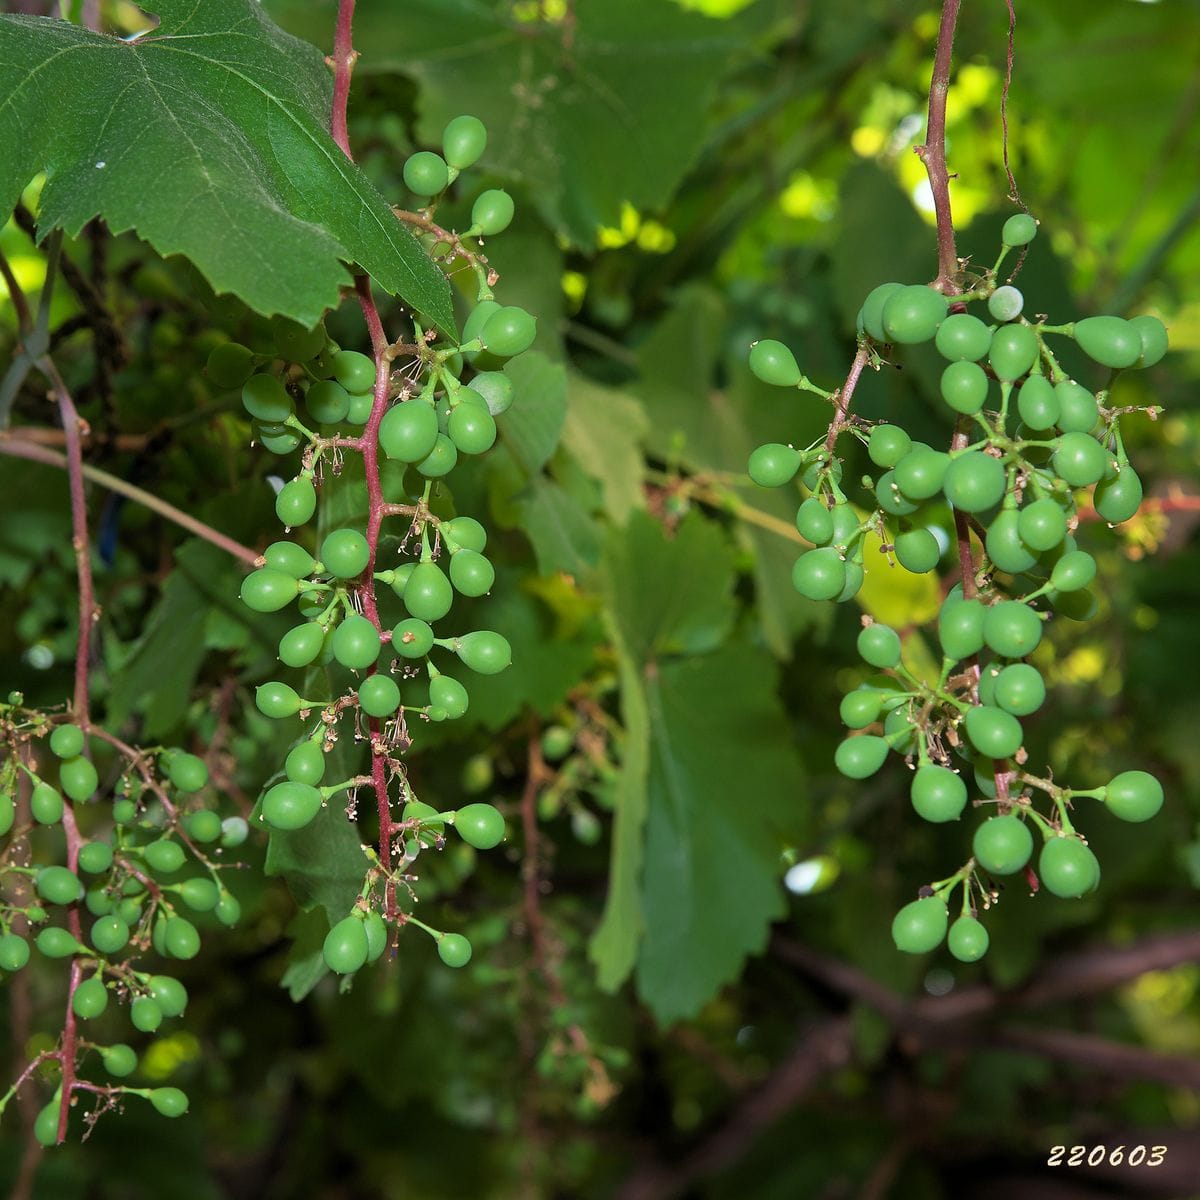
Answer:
[[330, 0, 358, 159], [915, 0, 962, 293], [823, 344, 871, 454]]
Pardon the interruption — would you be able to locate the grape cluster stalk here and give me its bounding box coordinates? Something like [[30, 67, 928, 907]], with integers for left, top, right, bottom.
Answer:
[[748, 213, 1168, 960]]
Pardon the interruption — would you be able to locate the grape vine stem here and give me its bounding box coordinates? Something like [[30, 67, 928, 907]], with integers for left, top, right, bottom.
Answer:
[[823, 344, 871, 454], [915, 0, 963, 293]]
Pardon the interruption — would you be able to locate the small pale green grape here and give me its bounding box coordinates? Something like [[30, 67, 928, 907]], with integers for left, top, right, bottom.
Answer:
[[748, 339, 801, 387], [438, 932, 473, 968], [470, 189, 514, 236], [442, 114, 487, 169], [1001, 213, 1037, 246], [358, 674, 402, 717], [403, 150, 449, 196]]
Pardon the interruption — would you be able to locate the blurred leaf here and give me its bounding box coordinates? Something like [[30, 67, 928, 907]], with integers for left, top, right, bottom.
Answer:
[[513, 476, 602, 579], [279, 907, 332, 1001], [562, 375, 648, 525], [498, 353, 567, 477]]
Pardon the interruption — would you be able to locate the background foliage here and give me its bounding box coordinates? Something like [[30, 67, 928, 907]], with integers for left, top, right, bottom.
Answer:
[[2, 0, 1199, 1196]]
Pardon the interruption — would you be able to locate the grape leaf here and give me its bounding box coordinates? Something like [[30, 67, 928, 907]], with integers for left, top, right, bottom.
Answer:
[[561, 375, 648, 525], [0, 3, 453, 331], [634, 644, 806, 1025], [265, 0, 750, 244]]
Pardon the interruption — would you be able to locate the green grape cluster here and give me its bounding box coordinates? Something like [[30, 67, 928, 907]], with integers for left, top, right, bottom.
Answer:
[[224, 116, 527, 976], [1, 705, 244, 1139], [748, 214, 1168, 961]]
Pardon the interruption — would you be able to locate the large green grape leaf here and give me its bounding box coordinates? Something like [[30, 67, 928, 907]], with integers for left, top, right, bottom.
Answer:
[[634, 644, 806, 1025], [561, 375, 648, 525], [0, 3, 453, 331], [265, 0, 751, 244]]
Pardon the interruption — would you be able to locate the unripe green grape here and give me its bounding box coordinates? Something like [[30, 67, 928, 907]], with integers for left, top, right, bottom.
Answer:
[[993, 663, 1045, 716], [834, 735, 889, 779], [891, 897, 948, 954], [1052, 432, 1110, 487], [379, 400, 440, 463], [206, 341, 255, 389], [331, 614, 381, 671], [1001, 213, 1037, 246], [417, 433, 458, 478], [304, 379, 351, 424], [36, 865, 84, 906], [241, 373, 293, 423], [285, 741, 326, 786], [839, 688, 884, 729], [748, 443, 802, 488], [130, 996, 163, 1032], [256, 681, 303, 719], [32, 781, 64, 824], [261, 781, 322, 830], [321, 914, 369, 975], [1039, 837, 1100, 898], [471, 189, 514, 236], [144, 839, 185, 874], [181, 810, 220, 846], [881, 285, 948, 344], [988, 323, 1039, 381], [987, 285, 1024, 323], [364, 910, 387, 963], [1016, 376, 1059, 431], [450, 549, 495, 597], [164, 753, 208, 795], [178, 877, 220, 913], [829, 504, 860, 547], [240, 567, 302, 615], [947, 915, 989, 962], [883, 706, 919, 756], [1073, 315, 1141, 369], [1103, 770, 1163, 822], [279, 622, 326, 669], [935, 312, 991, 361], [405, 562, 453, 621], [34, 1098, 61, 1146], [868, 424, 911, 469], [448, 402, 497, 455], [59, 755, 98, 802], [257, 420, 302, 456], [36, 927, 84, 958], [221, 816, 249, 848], [90, 915, 130, 955], [965, 705, 1023, 759], [795, 497, 834, 545], [454, 631, 512, 675], [893, 447, 949, 501], [1017, 497, 1067, 553], [875, 471, 919, 517], [49, 723, 85, 759], [983, 599, 1043, 658], [943, 451, 1007, 513], [321, 529, 371, 579], [801, 457, 842, 491], [859, 282, 904, 341], [345, 390, 374, 424], [403, 799, 445, 844], [276, 476, 317, 527], [72, 976, 109, 1020], [1093, 466, 1143, 524], [835, 560, 862, 601], [390, 617, 434, 660], [748, 339, 801, 387], [403, 150, 449, 196], [973, 814, 1033, 874], [857, 623, 901, 669], [429, 674, 469, 719], [272, 318, 326, 363], [112, 797, 136, 825], [1050, 549, 1097, 593], [940, 360, 989, 414], [482, 306, 537, 358], [1129, 314, 1169, 368], [910, 765, 967, 823], [441, 517, 487, 554], [985, 509, 1037, 574], [792, 547, 846, 601], [938, 596, 985, 660], [162, 916, 200, 960], [358, 674, 402, 717], [327, 351, 374, 395], [1054, 381, 1099, 434], [438, 932, 473, 968], [0, 933, 30, 971], [455, 802, 505, 849], [442, 114, 487, 169], [148, 1088, 189, 1118], [893, 528, 940, 573], [100, 1044, 137, 1077], [462, 301, 501, 354], [464, 372, 514, 416], [77, 840, 113, 875], [215, 891, 242, 927], [541, 725, 574, 761]]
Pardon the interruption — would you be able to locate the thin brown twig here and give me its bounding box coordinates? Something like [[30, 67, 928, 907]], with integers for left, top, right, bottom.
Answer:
[[823, 344, 872, 454], [0, 436, 258, 565], [914, 0, 962, 292], [1000, 0, 1022, 207], [0, 244, 33, 333]]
